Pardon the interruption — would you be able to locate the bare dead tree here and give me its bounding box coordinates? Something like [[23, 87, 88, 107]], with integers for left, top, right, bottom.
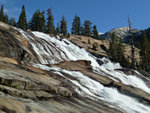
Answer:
[[128, 17, 136, 69]]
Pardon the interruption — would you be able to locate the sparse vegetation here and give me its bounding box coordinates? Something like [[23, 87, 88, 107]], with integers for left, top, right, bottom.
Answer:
[[2, 80, 11, 87], [92, 43, 97, 51]]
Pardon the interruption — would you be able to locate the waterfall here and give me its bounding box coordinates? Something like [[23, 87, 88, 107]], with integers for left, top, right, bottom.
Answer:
[[16, 28, 150, 113]]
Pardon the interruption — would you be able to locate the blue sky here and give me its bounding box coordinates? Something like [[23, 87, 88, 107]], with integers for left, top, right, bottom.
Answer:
[[0, 0, 150, 33]]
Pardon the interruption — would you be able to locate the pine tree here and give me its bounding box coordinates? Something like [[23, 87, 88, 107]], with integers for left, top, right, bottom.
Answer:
[[9, 18, 16, 26], [28, 20, 32, 30], [3, 14, 8, 24], [47, 8, 55, 34], [92, 25, 99, 39], [60, 16, 67, 36], [83, 20, 92, 36], [55, 23, 60, 35], [139, 32, 150, 71], [108, 33, 127, 66], [0, 5, 4, 22], [117, 37, 127, 66], [80, 25, 84, 35], [71, 15, 81, 35], [17, 5, 27, 30], [41, 11, 46, 32], [108, 32, 118, 61], [30, 9, 43, 32]]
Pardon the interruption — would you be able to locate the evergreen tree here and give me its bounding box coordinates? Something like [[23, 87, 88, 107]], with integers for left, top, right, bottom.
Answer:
[[28, 20, 32, 30], [3, 14, 8, 24], [0, 5, 4, 22], [117, 37, 127, 66], [0, 5, 9, 24], [92, 43, 97, 51], [41, 11, 46, 32], [71, 15, 81, 35], [139, 32, 150, 71], [108, 32, 118, 60], [83, 20, 92, 36], [17, 5, 27, 30], [92, 25, 99, 39], [30, 9, 44, 32], [9, 18, 16, 26], [47, 8, 55, 34], [108, 33, 127, 66], [80, 25, 84, 35], [55, 23, 60, 35], [60, 16, 67, 36]]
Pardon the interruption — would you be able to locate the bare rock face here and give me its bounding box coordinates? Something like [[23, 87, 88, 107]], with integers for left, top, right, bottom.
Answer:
[[68, 34, 140, 64], [0, 22, 149, 113], [52, 60, 114, 85], [53, 60, 150, 105], [0, 22, 34, 63], [68, 35, 109, 58], [0, 59, 123, 113]]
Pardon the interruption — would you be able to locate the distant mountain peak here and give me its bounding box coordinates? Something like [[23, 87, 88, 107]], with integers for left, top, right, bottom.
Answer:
[[100, 26, 140, 42]]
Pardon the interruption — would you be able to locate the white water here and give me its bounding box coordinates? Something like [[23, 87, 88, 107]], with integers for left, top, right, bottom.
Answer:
[[34, 64, 150, 113], [99, 58, 150, 94], [16, 28, 150, 113]]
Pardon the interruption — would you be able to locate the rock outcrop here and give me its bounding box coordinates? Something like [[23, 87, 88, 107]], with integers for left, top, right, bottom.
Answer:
[[52, 60, 150, 104], [68, 34, 141, 63], [0, 22, 149, 113], [0, 58, 123, 113], [0, 23, 34, 63]]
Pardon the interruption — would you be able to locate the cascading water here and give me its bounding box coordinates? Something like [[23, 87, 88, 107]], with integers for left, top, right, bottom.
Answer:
[[34, 64, 150, 113], [16, 28, 150, 113]]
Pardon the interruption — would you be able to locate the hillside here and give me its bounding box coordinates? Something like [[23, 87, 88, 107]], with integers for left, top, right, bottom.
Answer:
[[0, 22, 149, 113], [68, 34, 140, 64], [100, 27, 141, 43], [100, 26, 150, 46]]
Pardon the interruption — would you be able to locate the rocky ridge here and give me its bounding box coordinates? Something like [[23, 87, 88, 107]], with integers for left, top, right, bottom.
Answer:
[[100, 27, 140, 42]]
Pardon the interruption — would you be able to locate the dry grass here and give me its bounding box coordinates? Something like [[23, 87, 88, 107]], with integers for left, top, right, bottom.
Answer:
[[67, 35, 140, 63]]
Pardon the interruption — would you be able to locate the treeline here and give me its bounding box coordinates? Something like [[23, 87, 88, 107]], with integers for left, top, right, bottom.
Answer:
[[138, 32, 150, 71], [1, 5, 150, 71], [0, 5, 100, 39], [108, 33, 129, 67], [71, 15, 99, 39], [108, 31, 150, 72]]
